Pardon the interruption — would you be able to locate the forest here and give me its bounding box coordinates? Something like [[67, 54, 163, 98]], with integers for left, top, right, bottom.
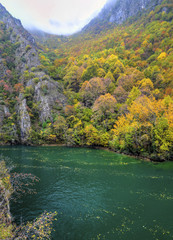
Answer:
[[0, 0, 173, 161]]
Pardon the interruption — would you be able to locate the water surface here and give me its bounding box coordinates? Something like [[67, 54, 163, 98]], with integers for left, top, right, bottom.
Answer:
[[1, 146, 173, 240]]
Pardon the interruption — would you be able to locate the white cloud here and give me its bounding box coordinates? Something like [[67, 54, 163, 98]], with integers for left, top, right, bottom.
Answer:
[[0, 0, 108, 34]]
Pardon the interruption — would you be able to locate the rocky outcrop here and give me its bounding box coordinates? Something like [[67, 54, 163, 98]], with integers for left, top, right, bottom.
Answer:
[[0, 4, 36, 46], [0, 106, 10, 125], [0, 3, 68, 144], [101, 0, 163, 24], [83, 0, 163, 32], [25, 77, 67, 123], [34, 80, 67, 122], [0, 3, 39, 74], [18, 97, 31, 144]]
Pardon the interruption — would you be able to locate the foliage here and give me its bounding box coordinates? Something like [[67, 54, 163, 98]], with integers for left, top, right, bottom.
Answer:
[[0, 1, 172, 161], [111, 96, 173, 160], [15, 211, 57, 240], [0, 158, 57, 239]]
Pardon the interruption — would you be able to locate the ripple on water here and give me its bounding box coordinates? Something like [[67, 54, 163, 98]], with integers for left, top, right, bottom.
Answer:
[[1, 146, 173, 240]]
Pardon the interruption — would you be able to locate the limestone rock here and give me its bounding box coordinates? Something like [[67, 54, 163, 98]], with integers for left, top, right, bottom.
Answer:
[[83, 0, 163, 32], [0, 3, 68, 144], [100, 0, 163, 24], [0, 3, 40, 74], [18, 98, 31, 144], [34, 80, 67, 122]]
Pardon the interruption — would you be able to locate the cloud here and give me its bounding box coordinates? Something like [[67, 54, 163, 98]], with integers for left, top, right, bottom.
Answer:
[[0, 0, 108, 35]]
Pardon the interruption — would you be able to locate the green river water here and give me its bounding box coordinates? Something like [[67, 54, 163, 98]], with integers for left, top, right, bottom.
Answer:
[[1, 146, 173, 240]]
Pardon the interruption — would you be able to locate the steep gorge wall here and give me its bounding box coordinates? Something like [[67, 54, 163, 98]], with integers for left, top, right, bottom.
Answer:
[[83, 0, 164, 32], [0, 4, 67, 144], [100, 0, 163, 24]]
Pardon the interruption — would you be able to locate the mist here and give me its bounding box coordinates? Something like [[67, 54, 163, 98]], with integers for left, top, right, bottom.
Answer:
[[0, 0, 109, 35]]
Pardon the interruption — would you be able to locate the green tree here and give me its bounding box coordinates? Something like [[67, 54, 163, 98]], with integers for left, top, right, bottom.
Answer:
[[92, 93, 117, 130]]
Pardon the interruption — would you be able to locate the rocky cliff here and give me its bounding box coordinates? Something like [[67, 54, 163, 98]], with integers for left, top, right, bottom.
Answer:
[[83, 0, 163, 32], [0, 3, 38, 73], [0, 4, 67, 144]]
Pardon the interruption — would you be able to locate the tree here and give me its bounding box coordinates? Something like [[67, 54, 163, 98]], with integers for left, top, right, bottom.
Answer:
[[126, 87, 141, 106], [111, 95, 173, 159], [63, 65, 83, 91], [53, 115, 67, 142], [113, 86, 128, 103], [117, 68, 144, 92], [113, 67, 121, 80], [97, 68, 106, 78], [105, 71, 115, 81], [80, 77, 106, 107], [113, 60, 125, 73], [157, 52, 167, 60], [14, 211, 57, 240], [104, 54, 118, 72], [82, 62, 98, 81], [137, 78, 154, 96], [0, 159, 57, 240], [83, 124, 99, 146], [92, 93, 117, 130]]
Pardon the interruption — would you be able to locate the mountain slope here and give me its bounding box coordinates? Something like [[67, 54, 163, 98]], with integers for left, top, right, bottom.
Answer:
[[0, 1, 173, 160], [84, 0, 163, 30], [0, 4, 66, 144], [29, 0, 173, 160]]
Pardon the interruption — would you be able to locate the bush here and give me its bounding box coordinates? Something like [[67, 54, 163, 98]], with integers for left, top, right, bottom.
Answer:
[[25, 45, 32, 52]]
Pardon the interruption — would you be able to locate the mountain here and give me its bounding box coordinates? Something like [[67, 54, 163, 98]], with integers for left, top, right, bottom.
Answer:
[[83, 0, 166, 33], [93, 0, 163, 24], [0, 1, 172, 160]]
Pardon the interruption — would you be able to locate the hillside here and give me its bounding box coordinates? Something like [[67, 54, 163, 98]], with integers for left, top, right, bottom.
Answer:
[[0, 0, 173, 161]]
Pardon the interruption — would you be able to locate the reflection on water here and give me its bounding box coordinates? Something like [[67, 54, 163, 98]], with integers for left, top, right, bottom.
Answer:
[[1, 146, 173, 240]]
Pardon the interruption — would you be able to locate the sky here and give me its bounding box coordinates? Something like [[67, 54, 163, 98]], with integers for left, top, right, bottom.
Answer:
[[0, 0, 108, 35]]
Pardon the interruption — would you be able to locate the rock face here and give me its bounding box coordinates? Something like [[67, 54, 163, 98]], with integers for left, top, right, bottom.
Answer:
[[18, 98, 31, 144], [0, 3, 67, 144], [0, 5, 36, 45], [101, 0, 163, 24], [34, 80, 67, 122], [0, 105, 10, 125], [83, 0, 163, 31], [0, 3, 39, 74]]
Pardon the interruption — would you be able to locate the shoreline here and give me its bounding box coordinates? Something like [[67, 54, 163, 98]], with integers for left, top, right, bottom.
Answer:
[[0, 142, 165, 163], [36, 144, 166, 163]]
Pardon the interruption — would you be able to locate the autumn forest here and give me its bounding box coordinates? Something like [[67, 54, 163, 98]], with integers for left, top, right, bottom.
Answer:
[[0, 0, 173, 161]]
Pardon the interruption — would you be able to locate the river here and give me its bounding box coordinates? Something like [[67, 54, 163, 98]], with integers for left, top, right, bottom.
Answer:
[[1, 146, 173, 239]]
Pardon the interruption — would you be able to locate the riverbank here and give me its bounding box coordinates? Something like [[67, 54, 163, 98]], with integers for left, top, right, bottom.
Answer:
[[0, 141, 169, 162], [36, 144, 166, 163]]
